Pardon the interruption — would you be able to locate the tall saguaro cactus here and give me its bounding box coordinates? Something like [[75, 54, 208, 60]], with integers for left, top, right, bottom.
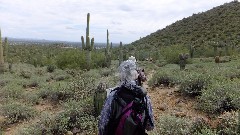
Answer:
[[0, 29, 4, 73], [3, 37, 8, 61], [119, 41, 123, 66], [105, 29, 111, 68], [189, 44, 194, 58], [81, 13, 94, 70]]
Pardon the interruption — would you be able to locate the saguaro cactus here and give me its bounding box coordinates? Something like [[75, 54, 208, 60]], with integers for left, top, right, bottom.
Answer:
[[81, 13, 94, 70], [0, 29, 4, 73], [94, 82, 107, 117], [3, 37, 8, 61], [119, 41, 123, 66], [105, 29, 111, 68], [179, 53, 188, 70], [189, 44, 194, 58]]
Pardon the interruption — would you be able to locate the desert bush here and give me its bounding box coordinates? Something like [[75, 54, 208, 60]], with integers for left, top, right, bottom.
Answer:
[[160, 45, 191, 64], [0, 80, 8, 87], [23, 93, 40, 105], [55, 49, 106, 70], [2, 83, 23, 99], [193, 128, 217, 135], [99, 68, 113, 77], [47, 65, 56, 73], [54, 75, 70, 81], [67, 74, 97, 101], [55, 50, 86, 70], [148, 69, 181, 87], [65, 69, 80, 77], [179, 73, 210, 97], [23, 81, 39, 88], [17, 99, 96, 135], [20, 70, 31, 79], [153, 114, 191, 135], [17, 123, 43, 135], [1, 103, 36, 124], [199, 57, 214, 63], [190, 117, 210, 134], [35, 68, 45, 76], [198, 80, 240, 114], [38, 82, 73, 103], [216, 111, 239, 135], [51, 99, 96, 134]]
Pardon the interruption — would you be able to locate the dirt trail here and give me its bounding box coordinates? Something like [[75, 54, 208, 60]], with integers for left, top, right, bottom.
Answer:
[[143, 70, 213, 126], [2, 101, 62, 135]]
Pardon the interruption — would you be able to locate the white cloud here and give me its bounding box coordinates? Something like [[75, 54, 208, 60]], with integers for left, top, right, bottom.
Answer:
[[0, 0, 234, 43]]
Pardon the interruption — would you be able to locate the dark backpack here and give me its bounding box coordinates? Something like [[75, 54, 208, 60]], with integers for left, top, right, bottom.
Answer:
[[106, 86, 151, 135]]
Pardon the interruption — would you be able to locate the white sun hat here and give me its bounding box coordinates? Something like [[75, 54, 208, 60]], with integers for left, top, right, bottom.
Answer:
[[128, 56, 136, 63]]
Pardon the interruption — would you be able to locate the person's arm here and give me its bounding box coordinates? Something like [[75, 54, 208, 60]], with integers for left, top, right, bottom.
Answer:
[[145, 95, 154, 131], [98, 96, 113, 135]]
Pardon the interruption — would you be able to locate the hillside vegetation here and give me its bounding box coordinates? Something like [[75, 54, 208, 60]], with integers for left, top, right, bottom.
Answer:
[[129, 1, 240, 52]]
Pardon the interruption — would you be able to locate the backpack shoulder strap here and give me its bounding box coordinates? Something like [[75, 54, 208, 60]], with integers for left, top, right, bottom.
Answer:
[[143, 96, 154, 129]]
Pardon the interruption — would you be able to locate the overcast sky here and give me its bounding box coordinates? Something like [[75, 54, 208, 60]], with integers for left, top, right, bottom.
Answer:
[[0, 0, 234, 43]]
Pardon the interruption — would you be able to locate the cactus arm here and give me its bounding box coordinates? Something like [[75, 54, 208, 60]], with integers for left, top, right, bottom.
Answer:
[[91, 37, 94, 51], [81, 36, 85, 49]]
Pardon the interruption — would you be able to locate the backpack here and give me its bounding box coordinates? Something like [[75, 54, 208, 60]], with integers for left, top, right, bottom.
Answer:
[[106, 86, 151, 135]]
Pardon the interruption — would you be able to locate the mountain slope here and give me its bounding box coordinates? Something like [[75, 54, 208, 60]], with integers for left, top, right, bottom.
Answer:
[[130, 1, 240, 49]]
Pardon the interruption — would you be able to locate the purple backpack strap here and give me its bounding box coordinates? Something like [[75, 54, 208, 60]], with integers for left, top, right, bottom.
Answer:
[[115, 101, 133, 135]]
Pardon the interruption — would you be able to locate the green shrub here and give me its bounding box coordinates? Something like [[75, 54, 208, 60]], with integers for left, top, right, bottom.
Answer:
[[54, 75, 70, 81], [55, 49, 106, 70], [20, 70, 31, 79], [23, 93, 40, 105], [2, 83, 23, 99], [46, 65, 56, 73], [190, 117, 210, 134], [148, 69, 181, 87], [216, 111, 239, 135], [160, 45, 190, 64], [99, 68, 113, 77], [193, 128, 217, 135], [0, 80, 9, 87], [67, 74, 97, 101], [1, 103, 36, 124], [17, 124, 43, 135], [22, 81, 39, 88], [38, 82, 73, 103], [153, 114, 191, 135], [179, 73, 210, 97], [198, 80, 240, 114]]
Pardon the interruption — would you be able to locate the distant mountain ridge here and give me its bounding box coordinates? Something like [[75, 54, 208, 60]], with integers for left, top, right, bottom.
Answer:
[[4, 37, 119, 47], [130, 1, 240, 49]]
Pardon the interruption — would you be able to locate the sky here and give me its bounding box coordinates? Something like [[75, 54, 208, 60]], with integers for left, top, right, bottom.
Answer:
[[0, 0, 234, 43]]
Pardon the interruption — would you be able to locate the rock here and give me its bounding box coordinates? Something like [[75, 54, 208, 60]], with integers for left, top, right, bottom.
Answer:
[[157, 104, 168, 111], [174, 112, 186, 117], [65, 131, 73, 135], [72, 127, 81, 134]]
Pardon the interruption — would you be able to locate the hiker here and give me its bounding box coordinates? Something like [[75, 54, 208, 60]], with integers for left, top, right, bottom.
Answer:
[[98, 60, 154, 135], [128, 56, 147, 86]]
